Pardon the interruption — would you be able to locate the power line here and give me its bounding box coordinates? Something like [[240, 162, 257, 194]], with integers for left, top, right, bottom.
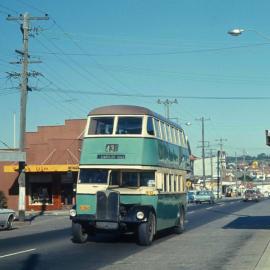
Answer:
[[27, 42, 270, 57], [40, 87, 270, 100]]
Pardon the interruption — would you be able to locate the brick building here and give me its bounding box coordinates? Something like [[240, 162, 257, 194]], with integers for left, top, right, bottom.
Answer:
[[0, 119, 86, 211]]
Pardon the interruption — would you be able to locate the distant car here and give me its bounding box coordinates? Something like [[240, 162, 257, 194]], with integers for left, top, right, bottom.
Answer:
[[243, 189, 260, 202], [195, 190, 215, 204], [0, 208, 16, 230], [187, 190, 196, 203]]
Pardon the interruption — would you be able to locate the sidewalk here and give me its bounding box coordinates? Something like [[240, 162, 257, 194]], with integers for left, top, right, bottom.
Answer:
[[255, 239, 270, 270], [14, 209, 70, 226]]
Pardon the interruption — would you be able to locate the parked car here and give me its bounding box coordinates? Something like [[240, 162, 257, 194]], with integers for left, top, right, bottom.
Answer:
[[0, 208, 16, 230], [195, 190, 215, 204], [187, 190, 197, 203], [243, 189, 261, 202]]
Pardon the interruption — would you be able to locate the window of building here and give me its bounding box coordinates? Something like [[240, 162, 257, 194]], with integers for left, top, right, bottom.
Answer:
[[116, 117, 142, 134], [88, 117, 114, 135], [30, 183, 52, 205], [147, 117, 155, 136]]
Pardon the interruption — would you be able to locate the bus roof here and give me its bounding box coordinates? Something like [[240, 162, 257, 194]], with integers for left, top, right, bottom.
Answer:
[[88, 105, 183, 130]]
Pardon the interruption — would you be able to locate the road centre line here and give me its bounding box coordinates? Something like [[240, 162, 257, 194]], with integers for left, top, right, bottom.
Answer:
[[0, 248, 36, 259], [206, 207, 214, 210]]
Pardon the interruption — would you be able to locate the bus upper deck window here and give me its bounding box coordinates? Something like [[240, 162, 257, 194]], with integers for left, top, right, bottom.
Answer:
[[147, 117, 155, 136], [88, 117, 114, 135], [116, 117, 142, 134]]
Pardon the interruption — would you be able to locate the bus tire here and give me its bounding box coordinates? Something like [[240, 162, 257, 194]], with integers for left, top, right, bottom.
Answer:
[[72, 222, 88, 243], [174, 207, 185, 234], [138, 212, 155, 246]]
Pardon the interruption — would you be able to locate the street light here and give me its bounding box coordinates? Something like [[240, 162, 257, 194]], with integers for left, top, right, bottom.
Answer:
[[228, 28, 245, 36], [228, 28, 270, 41]]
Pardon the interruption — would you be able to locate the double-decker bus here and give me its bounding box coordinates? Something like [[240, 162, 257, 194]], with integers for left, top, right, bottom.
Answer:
[[70, 105, 191, 245]]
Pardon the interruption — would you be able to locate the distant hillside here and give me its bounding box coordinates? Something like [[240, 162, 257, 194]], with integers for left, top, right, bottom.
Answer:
[[226, 153, 270, 164]]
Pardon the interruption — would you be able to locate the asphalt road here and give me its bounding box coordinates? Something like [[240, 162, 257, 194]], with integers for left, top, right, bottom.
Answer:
[[1, 198, 270, 270]]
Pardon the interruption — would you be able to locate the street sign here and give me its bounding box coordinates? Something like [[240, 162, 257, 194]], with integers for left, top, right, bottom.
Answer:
[[0, 150, 26, 162]]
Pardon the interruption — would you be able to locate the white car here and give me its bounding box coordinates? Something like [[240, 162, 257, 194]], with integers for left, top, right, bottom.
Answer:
[[0, 208, 16, 230]]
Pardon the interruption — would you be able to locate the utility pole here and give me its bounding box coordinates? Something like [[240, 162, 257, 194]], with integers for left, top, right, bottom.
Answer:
[[196, 117, 210, 188], [216, 138, 227, 198], [7, 13, 49, 221], [235, 152, 238, 195], [207, 148, 216, 191], [157, 99, 178, 119]]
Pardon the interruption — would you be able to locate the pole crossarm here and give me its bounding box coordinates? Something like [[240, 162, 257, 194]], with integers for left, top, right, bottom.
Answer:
[[157, 98, 178, 119]]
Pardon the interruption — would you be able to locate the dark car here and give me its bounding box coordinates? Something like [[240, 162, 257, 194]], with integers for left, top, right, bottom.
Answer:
[[243, 189, 260, 202]]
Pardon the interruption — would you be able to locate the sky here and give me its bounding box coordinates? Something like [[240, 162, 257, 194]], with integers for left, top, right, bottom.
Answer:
[[1, 0, 270, 157]]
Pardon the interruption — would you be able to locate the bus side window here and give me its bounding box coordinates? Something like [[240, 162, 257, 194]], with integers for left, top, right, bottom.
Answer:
[[160, 122, 166, 141], [154, 119, 161, 138], [169, 174, 173, 192], [182, 176, 186, 192], [173, 175, 177, 192], [147, 117, 155, 136], [163, 174, 167, 192]]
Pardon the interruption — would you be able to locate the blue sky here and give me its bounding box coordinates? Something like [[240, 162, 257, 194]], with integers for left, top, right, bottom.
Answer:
[[1, 0, 270, 157]]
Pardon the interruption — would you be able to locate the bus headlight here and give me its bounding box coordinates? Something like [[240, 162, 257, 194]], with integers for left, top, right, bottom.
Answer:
[[70, 209, 77, 217], [136, 211, 144, 220]]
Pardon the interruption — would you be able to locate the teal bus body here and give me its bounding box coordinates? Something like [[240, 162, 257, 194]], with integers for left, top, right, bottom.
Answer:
[[71, 105, 191, 245], [76, 193, 186, 231], [80, 137, 190, 171]]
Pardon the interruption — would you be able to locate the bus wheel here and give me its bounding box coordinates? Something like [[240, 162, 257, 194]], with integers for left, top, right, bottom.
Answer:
[[174, 208, 185, 234], [72, 222, 88, 243], [138, 212, 155, 246]]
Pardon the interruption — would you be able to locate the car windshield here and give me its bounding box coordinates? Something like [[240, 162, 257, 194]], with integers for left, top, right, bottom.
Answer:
[[245, 190, 255, 194], [79, 169, 108, 184]]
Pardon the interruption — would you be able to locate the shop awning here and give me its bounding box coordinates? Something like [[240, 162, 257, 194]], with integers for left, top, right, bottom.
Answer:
[[4, 164, 79, 173]]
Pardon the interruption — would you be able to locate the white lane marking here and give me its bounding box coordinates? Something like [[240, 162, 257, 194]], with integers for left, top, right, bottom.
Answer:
[[219, 203, 225, 207], [188, 211, 195, 214], [229, 202, 234, 204], [206, 207, 213, 210], [0, 248, 36, 259]]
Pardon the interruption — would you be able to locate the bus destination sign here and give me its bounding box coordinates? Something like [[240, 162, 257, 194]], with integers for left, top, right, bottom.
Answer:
[[97, 154, 125, 159]]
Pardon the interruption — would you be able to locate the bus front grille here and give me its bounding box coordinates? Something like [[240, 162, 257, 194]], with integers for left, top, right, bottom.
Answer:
[[96, 191, 119, 221]]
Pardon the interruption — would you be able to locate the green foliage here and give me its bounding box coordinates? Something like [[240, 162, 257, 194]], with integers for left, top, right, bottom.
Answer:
[[0, 191, 8, 208]]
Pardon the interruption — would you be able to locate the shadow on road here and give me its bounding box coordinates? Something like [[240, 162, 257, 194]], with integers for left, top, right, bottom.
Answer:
[[223, 216, 270, 230], [20, 253, 40, 270]]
